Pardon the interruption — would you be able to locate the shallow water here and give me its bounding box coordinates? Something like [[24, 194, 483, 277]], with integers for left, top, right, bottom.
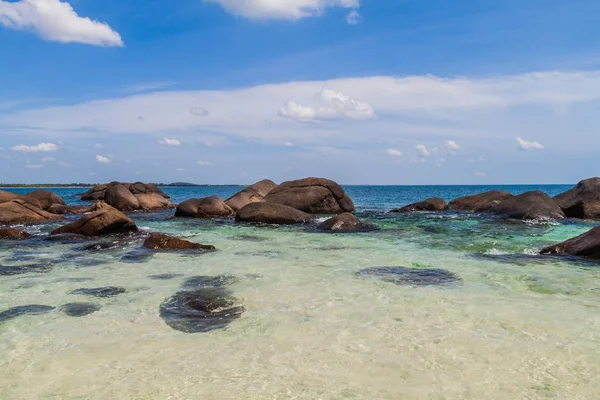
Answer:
[[1, 185, 600, 399]]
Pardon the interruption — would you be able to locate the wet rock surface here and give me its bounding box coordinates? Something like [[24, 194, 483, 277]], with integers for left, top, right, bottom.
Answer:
[[0, 305, 55, 323], [356, 266, 462, 286], [61, 302, 101, 317], [70, 287, 126, 298], [143, 233, 216, 252], [540, 226, 600, 259], [0, 228, 32, 240], [317, 213, 378, 232]]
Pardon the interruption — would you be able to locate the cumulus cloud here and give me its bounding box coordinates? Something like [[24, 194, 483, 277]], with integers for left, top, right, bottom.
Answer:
[[12, 142, 59, 152], [415, 144, 431, 157], [205, 0, 360, 21], [96, 154, 110, 163], [158, 137, 181, 146], [386, 149, 404, 157], [0, 0, 123, 46], [516, 137, 545, 150], [345, 10, 362, 24], [445, 141, 460, 153], [197, 160, 213, 166]]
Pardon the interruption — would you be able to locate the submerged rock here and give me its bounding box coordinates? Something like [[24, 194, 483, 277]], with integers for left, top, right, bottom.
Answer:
[[554, 177, 600, 219], [0, 263, 52, 276], [175, 196, 234, 218], [61, 302, 100, 317], [143, 233, 216, 252], [487, 191, 565, 220], [149, 273, 184, 280], [317, 213, 378, 232], [159, 287, 244, 333], [540, 226, 600, 259], [356, 266, 462, 286], [120, 249, 154, 263], [264, 177, 355, 214], [181, 275, 239, 290], [225, 179, 277, 211], [392, 198, 447, 212], [448, 190, 514, 212], [45, 233, 90, 243], [51, 205, 138, 237], [0, 228, 32, 240], [236, 202, 312, 225], [70, 287, 126, 298], [0, 305, 55, 323]]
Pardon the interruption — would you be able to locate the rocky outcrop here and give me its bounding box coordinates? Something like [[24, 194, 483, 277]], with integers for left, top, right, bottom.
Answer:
[[175, 196, 233, 218], [80, 182, 173, 211], [487, 191, 565, 220], [0, 228, 32, 240], [0, 200, 66, 224], [540, 226, 600, 259], [448, 190, 514, 212], [554, 178, 600, 219], [143, 233, 216, 251], [392, 198, 447, 212], [0, 190, 42, 208], [264, 177, 354, 214], [51, 204, 137, 237], [236, 202, 312, 225], [224, 179, 277, 211], [26, 190, 66, 210], [318, 213, 377, 232]]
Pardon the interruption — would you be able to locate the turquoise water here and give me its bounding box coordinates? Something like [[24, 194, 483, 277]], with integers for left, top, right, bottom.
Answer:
[[1, 185, 599, 399]]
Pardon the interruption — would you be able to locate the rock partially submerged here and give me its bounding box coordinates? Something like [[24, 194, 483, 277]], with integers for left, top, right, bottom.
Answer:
[[143, 233, 216, 252], [318, 213, 378, 232], [51, 204, 138, 237], [488, 191, 565, 220], [0, 228, 32, 240], [554, 178, 600, 219], [356, 266, 462, 286], [26, 190, 66, 210], [540, 226, 600, 259], [448, 190, 514, 212], [0, 200, 66, 224], [175, 196, 233, 218], [393, 198, 447, 212], [236, 202, 312, 225], [225, 179, 277, 211], [264, 177, 354, 214]]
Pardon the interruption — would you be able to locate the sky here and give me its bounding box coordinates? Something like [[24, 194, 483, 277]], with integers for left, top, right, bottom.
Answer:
[[1, 0, 599, 185]]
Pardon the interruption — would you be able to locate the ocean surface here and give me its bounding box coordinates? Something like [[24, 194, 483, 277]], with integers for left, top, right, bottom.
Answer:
[[1, 184, 599, 399]]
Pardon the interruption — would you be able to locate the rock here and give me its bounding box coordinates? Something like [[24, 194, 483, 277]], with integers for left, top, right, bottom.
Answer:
[[0, 190, 42, 208], [143, 233, 216, 251], [47, 204, 92, 215], [128, 182, 169, 198], [81, 182, 171, 211], [540, 226, 600, 259], [159, 287, 244, 333], [175, 196, 233, 218], [61, 303, 100, 317], [105, 183, 140, 211], [134, 193, 174, 211], [81, 184, 108, 201], [554, 177, 600, 219], [51, 205, 138, 237], [0, 305, 55, 323], [393, 198, 448, 212], [0, 228, 32, 240], [356, 266, 462, 286], [448, 190, 514, 212], [120, 249, 154, 264], [26, 190, 66, 210], [264, 177, 354, 214], [148, 273, 183, 280], [487, 191, 565, 220], [181, 275, 239, 290], [0, 263, 53, 276], [70, 287, 126, 298], [318, 213, 378, 232], [236, 202, 312, 225], [0, 200, 66, 224], [224, 179, 277, 211]]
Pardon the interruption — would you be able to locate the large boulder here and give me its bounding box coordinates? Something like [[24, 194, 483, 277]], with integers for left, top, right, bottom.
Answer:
[[225, 179, 277, 211], [105, 183, 140, 211], [236, 202, 312, 225], [448, 190, 514, 212], [128, 182, 169, 198], [318, 213, 377, 232], [51, 205, 137, 237], [26, 190, 66, 210], [540, 227, 600, 259], [0, 200, 66, 224], [0, 228, 32, 240], [0, 190, 42, 208], [80, 184, 108, 201], [80, 182, 171, 211], [487, 191, 565, 220], [392, 198, 447, 212], [175, 196, 233, 218], [143, 233, 215, 251], [264, 177, 354, 214], [554, 178, 600, 219], [134, 193, 174, 211]]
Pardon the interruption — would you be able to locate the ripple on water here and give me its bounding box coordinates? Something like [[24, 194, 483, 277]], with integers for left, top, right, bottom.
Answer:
[[356, 266, 462, 286]]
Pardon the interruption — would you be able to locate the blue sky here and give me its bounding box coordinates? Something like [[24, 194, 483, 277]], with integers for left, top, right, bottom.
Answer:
[[1, 0, 599, 185]]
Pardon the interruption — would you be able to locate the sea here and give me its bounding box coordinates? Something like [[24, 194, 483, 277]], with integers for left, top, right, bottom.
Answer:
[[1, 184, 599, 399]]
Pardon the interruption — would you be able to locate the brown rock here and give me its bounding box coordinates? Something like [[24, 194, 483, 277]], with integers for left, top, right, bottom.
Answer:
[[175, 196, 233, 218], [26, 190, 66, 210], [143, 233, 215, 251], [225, 179, 277, 211], [554, 178, 600, 219], [80, 184, 108, 201], [105, 183, 140, 211], [0, 190, 42, 208], [51, 205, 137, 237], [264, 177, 354, 214], [47, 204, 93, 215], [134, 193, 174, 211], [488, 191, 565, 220], [0, 228, 32, 240], [540, 226, 600, 259], [393, 198, 447, 212], [236, 202, 312, 225], [0, 200, 66, 224], [448, 190, 514, 212], [318, 213, 377, 232], [128, 182, 170, 198]]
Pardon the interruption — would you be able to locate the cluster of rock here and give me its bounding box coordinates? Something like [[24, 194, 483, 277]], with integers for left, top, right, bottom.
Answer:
[[0, 189, 67, 225], [81, 182, 174, 212]]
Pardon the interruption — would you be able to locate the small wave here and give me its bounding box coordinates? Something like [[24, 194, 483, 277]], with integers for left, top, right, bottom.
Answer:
[[523, 218, 559, 226], [314, 217, 329, 223], [139, 226, 152, 231], [523, 248, 541, 256], [484, 248, 509, 255]]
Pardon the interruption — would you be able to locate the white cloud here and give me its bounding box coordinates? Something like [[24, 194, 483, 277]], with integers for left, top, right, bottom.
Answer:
[[283, 141, 295, 147], [0, 0, 123, 46], [41, 156, 55, 162], [386, 149, 404, 157], [205, 0, 359, 21], [445, 140, 460, 153], [415, 144, 431, 157], [345, 10, 362, 24], [516, 137, 545, 150], [158, 137, 181, 146], [197, 160, 213, 166], [13, 142, 59, 152], [96, 154, 110, 163]]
